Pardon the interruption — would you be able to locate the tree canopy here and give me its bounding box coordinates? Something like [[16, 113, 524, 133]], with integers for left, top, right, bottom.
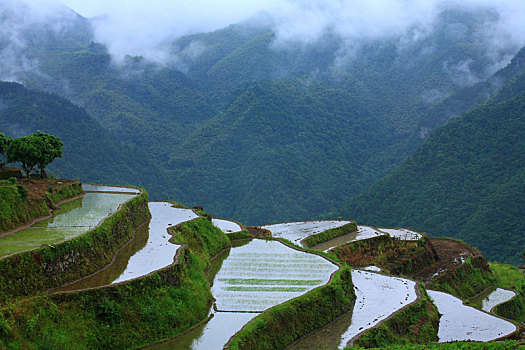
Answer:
[[0, 133, 9, 167], [33, 131, 63, 177], [5, 132, 62, 179]]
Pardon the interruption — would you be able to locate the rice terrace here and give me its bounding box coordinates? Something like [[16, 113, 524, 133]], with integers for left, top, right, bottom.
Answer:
[[1, 0, 525, 348], [0, 177, 523, 349]]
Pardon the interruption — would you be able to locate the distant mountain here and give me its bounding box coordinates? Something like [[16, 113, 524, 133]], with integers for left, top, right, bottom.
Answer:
[[417, 47, 525, 137], [2, 2, 523, 224], [0, 82, 166, 197], [340, 57, 525, 264]]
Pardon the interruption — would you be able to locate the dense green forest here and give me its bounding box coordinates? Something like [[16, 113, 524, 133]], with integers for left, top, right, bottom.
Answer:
[[1, 1, 524, 263], [8, 6, 517, 224], [0, 82, 166, 197], [341, 70, 525, 265]]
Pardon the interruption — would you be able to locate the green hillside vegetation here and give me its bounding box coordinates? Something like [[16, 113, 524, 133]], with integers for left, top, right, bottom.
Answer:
[[0, 82, 166, 198], [341, 74, 525, 264], [7, 6, 516, 226], [417, 47, 525, 134], [0, 215, 230, 349]]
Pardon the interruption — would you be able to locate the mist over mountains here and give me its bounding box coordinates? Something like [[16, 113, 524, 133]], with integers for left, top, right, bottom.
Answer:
[[1, 0, 524, 263]]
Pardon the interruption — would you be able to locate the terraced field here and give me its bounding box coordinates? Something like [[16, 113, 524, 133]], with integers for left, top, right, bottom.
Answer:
[[261, 220, 352, 246], [4, 185, 519, 350], [149, 239, 339, 349], [113, 202, 198, 283], [481, 288, 517, 312], [428, 290, 517, 342], [0, 191, 135, 257], [212, 239, 338, 312]]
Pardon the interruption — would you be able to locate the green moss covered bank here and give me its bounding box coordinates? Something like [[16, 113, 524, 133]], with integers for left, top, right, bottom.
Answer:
[[429, 256, 495, 300], [226, 266, 355, 350], [0, 188, 149, 300], [0, 216, 231, 349], [302, 222, 357, 248], [0, 180, 82, 232]]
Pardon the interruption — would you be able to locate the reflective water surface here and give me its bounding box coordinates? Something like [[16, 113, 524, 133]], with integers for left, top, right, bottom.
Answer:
[[0, 192, 134, 257], [112, 202, 198, 283], [149, 239, 338, 349]]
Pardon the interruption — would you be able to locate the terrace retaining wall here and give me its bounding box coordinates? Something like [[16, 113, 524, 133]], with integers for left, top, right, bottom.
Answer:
[[0, 188, 149, 300]]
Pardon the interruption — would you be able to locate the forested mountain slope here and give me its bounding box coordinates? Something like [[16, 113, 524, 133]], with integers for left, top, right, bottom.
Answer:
[[0, 82, 166, 197], [417, 47, 525, 136], [2, 1, 523, 225], [340, 71, 525, 264]]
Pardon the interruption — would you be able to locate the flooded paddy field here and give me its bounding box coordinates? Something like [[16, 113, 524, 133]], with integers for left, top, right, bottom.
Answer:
[[54, 223, 150, 292], [212, 239, 338, 312], [0, 192, 134, 257], [112, 202, 198, 283], [290, 269, 417, 349], [480, 288, 517, 312], [378, 228, 422, 240], [261, 220, 352, 246], [150, 239, 339, 349], [428, 290, 517, 342], [57, 202, 199, 291], [152, 312, 257, 350], [82, 184, 141, 194], [212, 218, 242, 233]]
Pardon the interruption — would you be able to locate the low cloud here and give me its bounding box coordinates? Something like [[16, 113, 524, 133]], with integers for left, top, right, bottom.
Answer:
[[0, 0, 80, 81], [4, 0, 525, 76]]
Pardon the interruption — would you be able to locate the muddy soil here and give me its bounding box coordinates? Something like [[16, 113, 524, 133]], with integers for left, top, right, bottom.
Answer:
[[414, 238, 479, 284]]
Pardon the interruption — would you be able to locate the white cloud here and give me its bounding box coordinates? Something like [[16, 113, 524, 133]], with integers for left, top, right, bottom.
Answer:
[[4, 0, 525, 68]]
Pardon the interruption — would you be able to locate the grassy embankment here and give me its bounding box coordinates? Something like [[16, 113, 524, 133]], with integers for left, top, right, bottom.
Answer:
[[429, 255, 495, 300], [226, 265, 355, 350], [0, 186, 148, 300], [302, 222, 358, 248], [0, 216, 231, 349], [0, 177, 82, 233], [346, 340, 525, 349], [351, 284, 439, 348], [331, 235, 436, 277], [490, 262, 525, 324]]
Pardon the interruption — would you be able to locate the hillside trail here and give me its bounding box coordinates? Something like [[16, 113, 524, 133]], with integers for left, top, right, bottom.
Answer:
[[414, 238, 478, 284]]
